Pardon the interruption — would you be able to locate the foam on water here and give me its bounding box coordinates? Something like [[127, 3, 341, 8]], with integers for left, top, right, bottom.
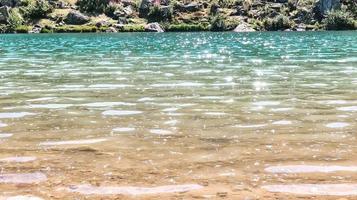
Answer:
[[0, 133, 13, 138], [102, 110, 143, 116], [150, 129, 174, 135], [39, 138, 107, 146], [0, 112, 35, 119], [112, 127, 135, 132], [151, 82, 204, 87], [0, 156, 37, 163], [0, 172, 47, 184], [265, 165, 357, 173], [88, 84, 133, 89], [262, 184, 357, 196], [1, 195, 44, 200], [0, 122, 7, 127], [338, 106, 357, 112], [325, 122, 350, 128], [27, 104, 72, 109], [272, 120, 292, 125], [252, 101, 281, 106], [65, 184, 203, 195], [26, 97, 57, 102], [234, 124, 267, 128], [82, 102, 136, 107]]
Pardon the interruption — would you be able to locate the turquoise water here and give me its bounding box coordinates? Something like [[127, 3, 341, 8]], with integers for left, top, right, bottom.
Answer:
[[0, 32, 357, 199]]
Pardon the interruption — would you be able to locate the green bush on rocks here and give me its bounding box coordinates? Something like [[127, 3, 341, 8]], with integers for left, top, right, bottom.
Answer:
[[77, 0, 109, 14], [15, 25, 30, 33], [54, 25, 98, 33], [263, 14, 293, 31], [23, 0, 53, 18], [7, 8, 23, 31], [166, 23, 209, 31], [323, 9, 356, 30], [210, 14, 226, 31], [147, 5, 172, 22]]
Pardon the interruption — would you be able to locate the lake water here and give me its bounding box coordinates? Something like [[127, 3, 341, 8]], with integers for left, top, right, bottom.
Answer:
[[0, 32, 356, 199]]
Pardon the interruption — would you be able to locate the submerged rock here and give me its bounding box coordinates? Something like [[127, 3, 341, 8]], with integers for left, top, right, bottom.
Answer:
[[145, 22, 164, 32], [233, 22, 255, 32], [65, 11, 90, 25], [65, 184, 204, 195]]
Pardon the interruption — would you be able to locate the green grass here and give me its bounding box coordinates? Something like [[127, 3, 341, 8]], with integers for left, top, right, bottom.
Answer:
[[54, 25, 98, 33], [166, 23, 209, 32]]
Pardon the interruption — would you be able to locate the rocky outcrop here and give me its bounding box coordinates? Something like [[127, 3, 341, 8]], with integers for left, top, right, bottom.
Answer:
[[0, 0, 20, 7], [0, 6, 9, 23], [175, 2, 202, 12], [233, 22, 255, 32], [145, 22, 164, 32], [106, 27, 117, 32], [139, 0, 152, 17], [314, 0, 340, 19], [65, 11, 90, 25]]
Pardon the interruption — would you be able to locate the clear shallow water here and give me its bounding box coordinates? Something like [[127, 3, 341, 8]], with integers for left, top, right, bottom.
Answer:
[[0, 32, 357, 199]]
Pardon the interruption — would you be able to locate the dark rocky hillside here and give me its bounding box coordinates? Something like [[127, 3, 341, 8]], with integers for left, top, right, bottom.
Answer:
[[0, 0, 356, 33]]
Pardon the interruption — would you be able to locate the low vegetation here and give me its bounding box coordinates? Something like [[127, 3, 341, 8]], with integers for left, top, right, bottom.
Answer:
[[0, 0, 355, 33]]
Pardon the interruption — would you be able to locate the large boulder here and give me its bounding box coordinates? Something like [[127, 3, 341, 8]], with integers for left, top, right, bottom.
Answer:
[[65, 11, 90, 25], [0, 6, 9, 23], [145, 22, 164, 32], [233, 22, 256, 32], [314, 0, 340, 19], [175, 2, 202, 12], [139, 0, 153, 17], [0, 0, 20, 7]]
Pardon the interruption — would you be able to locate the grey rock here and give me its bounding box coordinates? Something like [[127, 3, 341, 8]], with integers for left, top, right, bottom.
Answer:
[[0, 6, 9, 23], [65, 11, 90, 25], [29, 27, 42, 34], [0, 0, 20, 7], [95, 20, 110, 27], [233, 22, 256, 32], [314, 0, 340, 19], [121, 0, 135, 7], [176, 2, 202, 12], [118, 17, 128, 24], [114, 23, 125, 31], [106, 27, 117, 33], [145, 22, 164, 32], [139, 0, 153, 17]]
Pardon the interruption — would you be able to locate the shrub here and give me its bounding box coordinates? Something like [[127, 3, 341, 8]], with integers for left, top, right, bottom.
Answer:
[[54, 25, 98, 33], [210, 15, 226, 31], [40, 27, 53, 33], [166, 23, 209, 31], [15, 25, 31, 33], [104, 2, 123, 18], [24, 0, 53, 18], [7, 8, 24, 31], [77, 0, 110, 14], [147, 5, 172, 22], [263, 14, 293, 31], [323, 10, 356, 30]]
